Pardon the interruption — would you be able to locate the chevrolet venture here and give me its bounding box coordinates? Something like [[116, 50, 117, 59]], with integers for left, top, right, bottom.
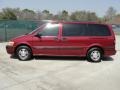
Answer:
[[6, 22, 116, 62]]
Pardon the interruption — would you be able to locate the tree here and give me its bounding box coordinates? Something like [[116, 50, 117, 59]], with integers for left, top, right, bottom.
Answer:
[[86, 12, 98, 21], [70, 11, 98, 21], [0, 8, 17, 20], [22, 9, 36, 20], [35, 10, 42, 20], [71, 11, 83, 21], [106, 14, 120, 24], [0, 13, 2, 19], [41, 10, 53, 20], [0, 7, 100, 21], [105, 7, 117, 21], [9, 8, 21, 19], [57, 10, 69, 21], [42, 10, 49, 15]]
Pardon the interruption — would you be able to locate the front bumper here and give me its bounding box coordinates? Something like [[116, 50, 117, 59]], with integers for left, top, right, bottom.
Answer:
[[6, 45, 15, 54]]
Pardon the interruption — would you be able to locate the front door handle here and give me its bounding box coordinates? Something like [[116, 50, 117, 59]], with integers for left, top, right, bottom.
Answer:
[[61, 37, 67, 41], [54, 37, 58, 40]]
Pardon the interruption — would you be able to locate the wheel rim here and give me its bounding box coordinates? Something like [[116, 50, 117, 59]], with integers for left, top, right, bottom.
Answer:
[[18, 48, 29, 60], [90, 50, 101, 61]]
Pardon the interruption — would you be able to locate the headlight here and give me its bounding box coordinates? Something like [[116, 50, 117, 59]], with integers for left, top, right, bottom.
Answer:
[[8, 41, 14, 46]]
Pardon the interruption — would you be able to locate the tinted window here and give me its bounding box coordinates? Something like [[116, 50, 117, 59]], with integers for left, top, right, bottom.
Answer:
[[86, 24, 111, 36], [39, 23, 59, 36], [63, 24, 87, 36]]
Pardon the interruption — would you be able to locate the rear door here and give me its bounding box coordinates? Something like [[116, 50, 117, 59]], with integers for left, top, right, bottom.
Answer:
[[60, 23, 89, 56]]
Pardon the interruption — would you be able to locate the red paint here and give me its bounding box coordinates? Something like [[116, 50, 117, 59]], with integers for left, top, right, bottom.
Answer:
[[6, 22, 116, 57]]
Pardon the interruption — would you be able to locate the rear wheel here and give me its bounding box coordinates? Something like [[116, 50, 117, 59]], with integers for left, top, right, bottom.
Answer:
[[16, 46, 32, 61], [87, 47, 103, 62]]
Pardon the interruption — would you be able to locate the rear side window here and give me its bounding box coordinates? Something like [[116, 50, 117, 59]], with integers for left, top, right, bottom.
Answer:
[[62, 24, 87, 36], [86, 24, 111, 36], [62, 23, 111, 36], [39, 23, 59, 36]]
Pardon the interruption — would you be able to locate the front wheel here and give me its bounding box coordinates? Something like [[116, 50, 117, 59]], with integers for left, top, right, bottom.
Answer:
[[87, 48, 103, 62], [16, 46, 32, 61]]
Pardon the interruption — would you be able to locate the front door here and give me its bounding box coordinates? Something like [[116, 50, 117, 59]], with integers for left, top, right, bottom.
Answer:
[[32, 23, 61, 55]]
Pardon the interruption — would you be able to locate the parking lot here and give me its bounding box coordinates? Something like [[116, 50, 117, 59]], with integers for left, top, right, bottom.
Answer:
[[0, 35, 120, 90]]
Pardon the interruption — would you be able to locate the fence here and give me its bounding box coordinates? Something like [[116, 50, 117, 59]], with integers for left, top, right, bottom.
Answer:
[[0, 20, 46, 41], [0, 20, 119, 42]]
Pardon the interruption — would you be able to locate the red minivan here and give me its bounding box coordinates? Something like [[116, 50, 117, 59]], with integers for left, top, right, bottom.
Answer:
[[6, 22, 116, 62]]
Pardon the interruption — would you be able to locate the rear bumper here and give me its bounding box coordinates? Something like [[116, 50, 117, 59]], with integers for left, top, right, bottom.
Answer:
[[6, 45, 15, 54], [104, 49, 116, 56]]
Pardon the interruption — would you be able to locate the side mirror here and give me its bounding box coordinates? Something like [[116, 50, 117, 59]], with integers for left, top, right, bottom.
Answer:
[[35, 33, 42, 38]]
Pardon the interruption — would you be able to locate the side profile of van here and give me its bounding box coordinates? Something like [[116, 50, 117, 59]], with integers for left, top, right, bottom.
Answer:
[[6, 22, 116, 62]]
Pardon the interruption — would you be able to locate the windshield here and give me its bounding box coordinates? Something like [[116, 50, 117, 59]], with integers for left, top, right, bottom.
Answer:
[[28, 24, 46, 35]]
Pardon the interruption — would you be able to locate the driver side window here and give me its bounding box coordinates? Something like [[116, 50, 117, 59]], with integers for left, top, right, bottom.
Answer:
[[39, 23, 59, 36]]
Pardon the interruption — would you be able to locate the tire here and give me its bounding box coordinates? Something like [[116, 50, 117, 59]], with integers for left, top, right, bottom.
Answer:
[[87, 47, 103, 62], [16, 46, 32, 61]]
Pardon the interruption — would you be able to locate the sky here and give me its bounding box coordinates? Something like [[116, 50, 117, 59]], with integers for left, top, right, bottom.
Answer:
[[0, 0, 120, 17]]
